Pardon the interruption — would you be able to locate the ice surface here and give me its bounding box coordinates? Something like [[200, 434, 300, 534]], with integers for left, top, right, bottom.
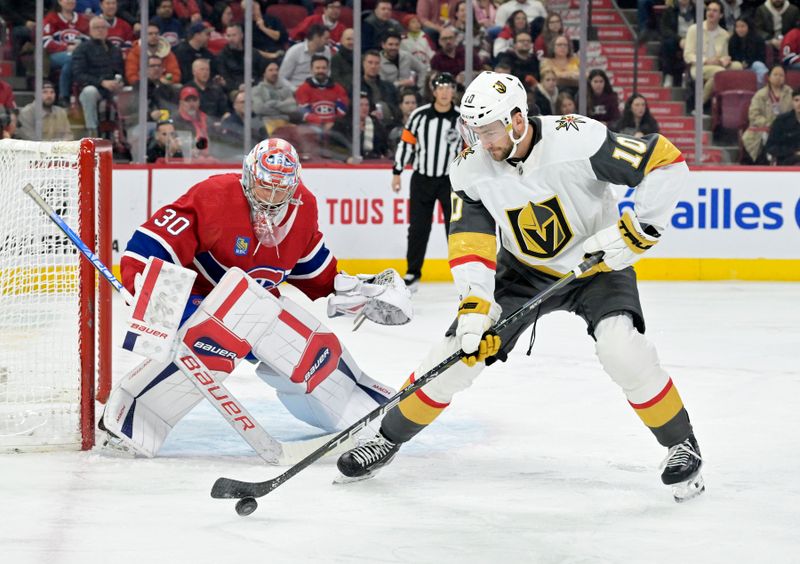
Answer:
[[1, 281, 798, 564]]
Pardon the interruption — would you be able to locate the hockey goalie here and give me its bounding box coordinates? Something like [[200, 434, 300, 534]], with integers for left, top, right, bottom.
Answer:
[[100, 138, 412, 461]]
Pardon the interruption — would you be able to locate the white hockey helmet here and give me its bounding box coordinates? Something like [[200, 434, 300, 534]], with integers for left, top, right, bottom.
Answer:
[[458, 71, 529, 153], [241, 138, 302, 219]]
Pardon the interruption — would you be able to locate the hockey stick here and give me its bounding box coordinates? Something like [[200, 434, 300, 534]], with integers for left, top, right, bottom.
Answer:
[[210, 253, 603, 504], [23, 183, 354, 465]]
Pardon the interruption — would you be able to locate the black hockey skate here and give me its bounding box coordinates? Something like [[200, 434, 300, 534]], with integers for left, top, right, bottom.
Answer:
[[661, 434, 705, 502], [335, 432, 400, 484]]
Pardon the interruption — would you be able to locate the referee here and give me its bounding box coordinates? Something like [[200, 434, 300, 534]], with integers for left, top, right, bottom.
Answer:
[[392, 72, 461, 290]]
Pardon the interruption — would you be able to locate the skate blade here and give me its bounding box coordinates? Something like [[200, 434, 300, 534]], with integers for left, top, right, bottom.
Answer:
[[98, 435, 136, 458], [332, 471, 379, 485], [672, 473, 705, 503]]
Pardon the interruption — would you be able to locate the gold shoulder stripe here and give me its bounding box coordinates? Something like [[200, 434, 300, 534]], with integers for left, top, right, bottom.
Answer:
[[448, 232, 497, 263], [644, 134, 683, 175]]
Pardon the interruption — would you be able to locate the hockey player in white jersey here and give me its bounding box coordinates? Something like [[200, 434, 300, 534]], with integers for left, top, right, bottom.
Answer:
[[337, 71, 705, 502]]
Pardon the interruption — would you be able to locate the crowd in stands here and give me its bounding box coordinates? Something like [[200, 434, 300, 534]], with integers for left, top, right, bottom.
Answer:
[[0, 0, 796, 165]]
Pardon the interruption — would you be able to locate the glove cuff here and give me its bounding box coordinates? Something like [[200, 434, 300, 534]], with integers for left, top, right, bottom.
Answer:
[[458, 295, 492, 316], [617, 211, 660, 255]]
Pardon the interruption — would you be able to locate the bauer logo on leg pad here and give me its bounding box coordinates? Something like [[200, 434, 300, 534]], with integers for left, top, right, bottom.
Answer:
[[183, 318, 252, 373], [290, 332, 343, 393]]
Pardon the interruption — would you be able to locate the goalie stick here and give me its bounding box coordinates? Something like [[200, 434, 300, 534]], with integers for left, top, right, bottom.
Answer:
[[210, 253, 604, 503], [23, 183, 355, 465]]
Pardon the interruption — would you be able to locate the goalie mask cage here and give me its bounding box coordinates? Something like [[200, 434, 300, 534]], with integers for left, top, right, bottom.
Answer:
[[0, 139, 112, 452]]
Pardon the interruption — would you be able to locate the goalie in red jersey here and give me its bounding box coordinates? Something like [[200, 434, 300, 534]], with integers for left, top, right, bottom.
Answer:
[[100, 139, 412, 458]]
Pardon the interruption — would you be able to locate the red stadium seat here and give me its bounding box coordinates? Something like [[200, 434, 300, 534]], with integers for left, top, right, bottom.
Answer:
[[711, 70, 758, 95], [266, 4, 309, 32], [711, 70, 758, 131], [786, 69, 800, 90]]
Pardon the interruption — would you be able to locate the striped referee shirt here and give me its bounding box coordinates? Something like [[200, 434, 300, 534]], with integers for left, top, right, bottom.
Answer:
[[393, 103, 462, 178]]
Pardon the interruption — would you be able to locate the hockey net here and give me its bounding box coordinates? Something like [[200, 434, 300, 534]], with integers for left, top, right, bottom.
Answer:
[[0, 139, 112, 452]]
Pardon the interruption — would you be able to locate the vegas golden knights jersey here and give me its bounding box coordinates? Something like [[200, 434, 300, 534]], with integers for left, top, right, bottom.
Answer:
[[447, 114, 689, 300]]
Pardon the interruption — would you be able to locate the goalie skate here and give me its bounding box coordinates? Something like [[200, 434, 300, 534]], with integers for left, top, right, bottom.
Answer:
[[661, 434, 705, 503], [334, 432, 400, 484]]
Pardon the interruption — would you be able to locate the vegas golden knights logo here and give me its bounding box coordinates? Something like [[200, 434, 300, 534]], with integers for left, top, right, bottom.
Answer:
[[492, 80, 507, 94], [505, 196, 573, 258]]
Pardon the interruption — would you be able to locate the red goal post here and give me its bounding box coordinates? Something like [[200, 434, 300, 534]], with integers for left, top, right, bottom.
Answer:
[[0, 139, 113, 451]]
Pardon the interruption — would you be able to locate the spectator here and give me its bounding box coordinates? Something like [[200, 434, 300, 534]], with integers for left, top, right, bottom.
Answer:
[[782, 19, 800, 69], [331, 28, 355, 86], [764, 86, 800, 165], [295, 55, 349, 128], [290, 0, 346, 44], [1, 0, 37, 68], [0, 110, 17, 139], [447, 0, 491, 61], [729, 17, 768, 86], [214, 91, 259, 161], [494, 0, 546, 33], [186, 58, 229, 124], [660, 0, 695, 87], [388, 87, 421, 149], [17, 81, 73, 141], [252, 4, 288, 62], [150, 0, 184, 47], [613, 93, 660, 137], [533, 68, 559, 115], [170, 0, 202, 25], [77, 0, 100, 16], [252, 61, 298, 135], [125, 23, 181, 85], [71, 16, 124, 137], [416, 0, 457, 38], [554, 91, 576, 114], [99, 0, 133, 52], [43, 0, 90, 100], [720, 0, 743, 31], [473, 0, 497, 32], [146, 118, 183, 162], [755, 0, 800, 54], [587, 69, 620, 126], [400, 15, 435, 70], [280, 24, 332, 90], [494, 10, 529, 58], [534, 12, 566, 60], [208, 2, 235, 54], [380, 30, 428, 91], [742, 64, 793, 162], [329, 90, 391, 162], [496, 31, 540, 88], [684, 0, 742, 105], [138, 55, 179, 122], [430, 27, 483, 84], [362, 49, 400, 126], [540, 34, 580, 90], [0, 75, 16, 116], [173, 21, 216, 84], [215, 23, 266, 96], [172, 85, 211, 157], [362, 0, 404, 51], [114, 0, 140, 27]]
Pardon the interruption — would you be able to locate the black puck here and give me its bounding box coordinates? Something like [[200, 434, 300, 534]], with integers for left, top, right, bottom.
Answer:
[[235, 496, 258, 516]]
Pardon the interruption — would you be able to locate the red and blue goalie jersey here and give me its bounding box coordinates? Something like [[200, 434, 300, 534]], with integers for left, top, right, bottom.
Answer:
[[120, 173, 338, 306]]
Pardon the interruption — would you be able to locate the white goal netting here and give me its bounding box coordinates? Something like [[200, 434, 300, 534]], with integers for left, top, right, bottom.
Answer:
[[0, 140, 91, 451]]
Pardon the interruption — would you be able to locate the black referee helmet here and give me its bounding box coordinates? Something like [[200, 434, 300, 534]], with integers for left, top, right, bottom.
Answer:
[[431, 72, 456, 88]]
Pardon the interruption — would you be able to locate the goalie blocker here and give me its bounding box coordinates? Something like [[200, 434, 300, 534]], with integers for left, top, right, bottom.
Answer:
[[102, 266, 411, 458]]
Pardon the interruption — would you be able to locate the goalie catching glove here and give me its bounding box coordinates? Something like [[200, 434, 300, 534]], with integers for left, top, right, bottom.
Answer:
[[456, 295, 502, 367], [583, 210, 661, 271], [327, 269, 413, 329]]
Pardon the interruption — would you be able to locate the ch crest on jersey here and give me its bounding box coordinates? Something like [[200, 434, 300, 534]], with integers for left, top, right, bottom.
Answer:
[[505, 196, 573, 258], [555, 115, 585, 132]]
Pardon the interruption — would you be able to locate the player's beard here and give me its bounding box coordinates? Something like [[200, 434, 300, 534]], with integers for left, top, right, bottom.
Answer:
[[489, 141, 514, 161], [252, 203, 300, 248]]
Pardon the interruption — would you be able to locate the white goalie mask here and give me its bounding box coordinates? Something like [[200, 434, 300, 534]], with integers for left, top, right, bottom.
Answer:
[[241, 138, 303, 247], [457, 71, 529, 157]]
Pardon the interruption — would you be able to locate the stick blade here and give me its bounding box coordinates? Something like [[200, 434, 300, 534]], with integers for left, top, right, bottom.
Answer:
[[211, 477, 261, 499]]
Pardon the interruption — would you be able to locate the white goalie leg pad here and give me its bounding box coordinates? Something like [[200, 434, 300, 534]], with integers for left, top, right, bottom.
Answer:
[[123, 258, 197, 362], [411, 336, 486, 404], [101, 358, 201, 457], [254, 296, 395, 435], [594, 313, 670, 403], [103, 268, 284, 457]]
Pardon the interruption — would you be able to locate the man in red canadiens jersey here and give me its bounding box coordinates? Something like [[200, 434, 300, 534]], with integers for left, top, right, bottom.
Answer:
[[100, 139, 412, 458]]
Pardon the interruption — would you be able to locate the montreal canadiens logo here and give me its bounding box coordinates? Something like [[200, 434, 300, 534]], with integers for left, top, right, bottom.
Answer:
[[247, 266, 286, 289], [259, 151, 296, 176]]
